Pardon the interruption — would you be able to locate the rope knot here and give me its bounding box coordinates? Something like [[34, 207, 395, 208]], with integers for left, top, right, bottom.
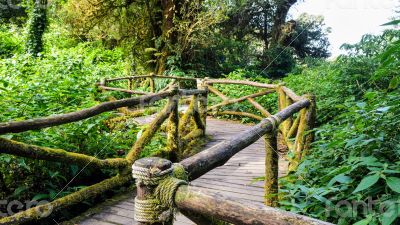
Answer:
[[266, 115, 282, 131], [132, 160, 188, 223]]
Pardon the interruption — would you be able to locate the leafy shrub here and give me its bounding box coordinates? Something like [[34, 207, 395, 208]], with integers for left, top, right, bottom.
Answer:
[[0, 42, 137, 202], [0, 26, 23, 58], [278, 27, 400, 225]]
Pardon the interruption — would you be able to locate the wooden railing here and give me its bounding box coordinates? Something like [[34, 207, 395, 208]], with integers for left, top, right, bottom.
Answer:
[[98, 75, 323, 224], [0, 87, 207, 225], [101, 75, 317, 171], [0, 74, 322, 224]]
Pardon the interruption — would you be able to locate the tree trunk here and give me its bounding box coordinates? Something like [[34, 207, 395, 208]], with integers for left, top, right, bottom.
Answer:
[[270, 0, 297, 47], [155, 0, 177, 75]]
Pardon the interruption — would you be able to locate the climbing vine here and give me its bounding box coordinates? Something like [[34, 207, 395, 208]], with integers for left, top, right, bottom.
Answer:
[[26, 0, 48, 55]]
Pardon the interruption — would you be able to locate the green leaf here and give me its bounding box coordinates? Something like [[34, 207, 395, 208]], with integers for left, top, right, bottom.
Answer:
[[328, 174, 353, 186], [353, 173, 380, 193], [345, 135, 365, 148], [381, 202, 400, 225], [32, 193, 49, 201], [389, 77, 399, 90], [12, 186, 28, 197], [386, 177, 400, 193], [353, 214, 373, 225], [382, 19, 400, 26]]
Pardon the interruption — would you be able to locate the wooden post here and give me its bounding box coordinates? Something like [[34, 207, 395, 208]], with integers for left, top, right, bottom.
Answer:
[[264, 131, 279, 207], [166, 86, 180, 160], [303, 94, 316, 155], [132, 157, 174, 225], [277, 85, 287, 150], [196, 78, 208, 135], [150, 73, 156, 93], [128, 79, 133, 90]]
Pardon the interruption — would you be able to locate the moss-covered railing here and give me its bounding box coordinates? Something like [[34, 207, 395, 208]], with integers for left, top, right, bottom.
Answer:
[[101, 75, 316, 171], [128, 100, 330, 225], [0, 74, 319, 224], [0, 86, 208, 225]]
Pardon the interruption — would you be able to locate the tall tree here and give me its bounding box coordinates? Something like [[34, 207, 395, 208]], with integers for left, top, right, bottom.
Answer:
[[64, 0, 222, 75], [221, 0, 300, 52], [26, 0, 48, 55], [290, 13, 331, 58]]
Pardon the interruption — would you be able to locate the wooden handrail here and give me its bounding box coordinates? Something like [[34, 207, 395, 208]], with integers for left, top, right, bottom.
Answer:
[[205, 79, 278, 89], [175, 185, 333, 225], [208, 89, 275, 111], [104, 75, 197, 82], [98, 85, 150, 95], [0, 138, 128, 169], [0, 91, 173, 134]]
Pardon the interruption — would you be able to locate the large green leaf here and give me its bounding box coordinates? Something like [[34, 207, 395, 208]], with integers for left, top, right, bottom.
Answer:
[[353, 215, 373, 225], [353, 173, 380, 193], [386, 177, 400, 193], [382, 20, 400, 26], [381, 202, 400, 225]]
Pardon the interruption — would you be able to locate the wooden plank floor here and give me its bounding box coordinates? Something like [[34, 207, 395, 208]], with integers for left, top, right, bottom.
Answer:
[[78, 118, 288, 225]]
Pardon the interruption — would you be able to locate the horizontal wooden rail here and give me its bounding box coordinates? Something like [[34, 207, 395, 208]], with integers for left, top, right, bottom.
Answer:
[[281, 86, 304, 102], [98, 86, 150, 95], [205, 79, 278, 89], [212, 111, 263, 121], [0, 91, 173, 134], [208, 89, 275, 111], [104, 75, 153, 82], [175, 185, 333, 225], [178, 89, 208, 96], [180, 99, 310, 180], [0, 138, 128, 169], [104, 75, 197, 82]]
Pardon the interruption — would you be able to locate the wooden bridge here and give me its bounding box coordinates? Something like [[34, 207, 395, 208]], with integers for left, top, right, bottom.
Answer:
[[0, 75, 332, 225], [79, 118, 289, 225]]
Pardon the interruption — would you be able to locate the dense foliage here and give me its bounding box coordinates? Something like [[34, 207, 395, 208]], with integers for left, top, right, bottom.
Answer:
[[0, 0, 399, 224], [277, 25, 400, 225]]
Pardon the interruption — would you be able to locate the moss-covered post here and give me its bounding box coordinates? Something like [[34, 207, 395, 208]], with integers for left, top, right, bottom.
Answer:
[[303, 94, 316, 155], [128, 78, 133, 90], [196, 78, 208, 135], [277, 85, 287, 149], [284, 95, 293, 134], [264, 131, 279, 207], [166, 86, 180, 160], [150, 73, 156, 93], [132, 157, 174, 225]]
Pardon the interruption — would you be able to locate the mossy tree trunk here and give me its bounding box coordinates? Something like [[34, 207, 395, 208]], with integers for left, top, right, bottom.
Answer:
[[26, 0, 48, 56]]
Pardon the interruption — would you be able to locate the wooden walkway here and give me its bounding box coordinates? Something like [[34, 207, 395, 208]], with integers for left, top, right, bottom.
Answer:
[[78, 118, 288, 225]]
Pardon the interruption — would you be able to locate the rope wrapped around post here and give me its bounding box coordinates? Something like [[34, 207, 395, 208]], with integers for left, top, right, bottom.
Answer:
[[265, 115, 282, 131], [132, 157, 188, 224]]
